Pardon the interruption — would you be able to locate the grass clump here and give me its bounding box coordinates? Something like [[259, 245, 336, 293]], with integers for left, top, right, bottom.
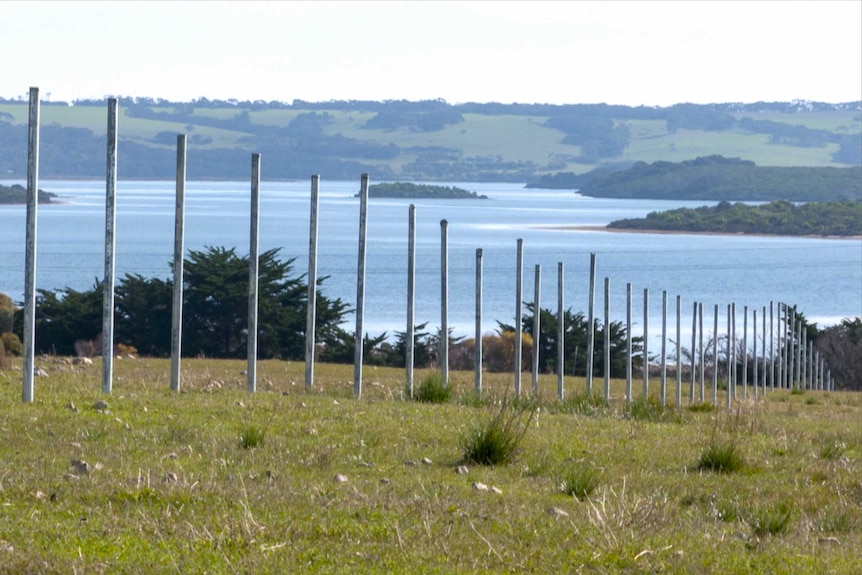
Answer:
[[697, 441, 745, 473], [560, 462, 601, 500], [239, 424, 266, 449], [558, 391, 606, 416], [627, 396, 680, 422], [460, 400, 533, 466], [687, 402, 718, 413], [818, 437, 847, 460], [748, 501, 793, 536], [414, 372, 451, 403]]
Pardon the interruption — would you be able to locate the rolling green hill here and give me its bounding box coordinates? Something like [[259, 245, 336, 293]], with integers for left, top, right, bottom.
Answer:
[[0, 98, 859, 182]]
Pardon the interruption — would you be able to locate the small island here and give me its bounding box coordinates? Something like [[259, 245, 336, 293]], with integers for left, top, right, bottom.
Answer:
[[607, 200, 862, 237], [0, 183, 57, 205], [360, 182, 488, 199]]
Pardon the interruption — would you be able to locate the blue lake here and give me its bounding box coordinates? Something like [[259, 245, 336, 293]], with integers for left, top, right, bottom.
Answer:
[[1, 179, 860, 349]]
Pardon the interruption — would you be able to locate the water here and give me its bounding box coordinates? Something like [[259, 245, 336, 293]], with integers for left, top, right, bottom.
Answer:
[[1, 180, 860, 350]]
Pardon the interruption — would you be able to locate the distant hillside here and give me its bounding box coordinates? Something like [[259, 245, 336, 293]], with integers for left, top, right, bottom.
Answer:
[[607, 200, 862, 236], [0, 97, 859, 182], [527, 156, 862, 201]]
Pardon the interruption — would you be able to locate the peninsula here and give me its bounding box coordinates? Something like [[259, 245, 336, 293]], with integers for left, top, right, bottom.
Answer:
[[606, 200, 862, 237]]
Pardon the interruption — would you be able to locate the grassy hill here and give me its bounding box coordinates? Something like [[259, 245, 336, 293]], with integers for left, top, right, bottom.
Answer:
[[0, 99, 859, 181], [0, 357, 860, 573]]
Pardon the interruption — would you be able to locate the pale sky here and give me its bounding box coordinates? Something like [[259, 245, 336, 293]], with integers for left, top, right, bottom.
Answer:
[[2, 0, 860, 106]]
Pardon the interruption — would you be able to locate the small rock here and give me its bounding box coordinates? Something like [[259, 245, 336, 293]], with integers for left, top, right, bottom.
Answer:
[[66, 401, 78, 412], [403, 460, 418, 467], [34, 367, 49, 377], [333, 474, 348, 483], [455, 465, 470, 475], [421, 457, 433, 466], [70, 459, 90, 475], [546, 507, 569, 518], [163, 452, 179, 460], [93, 400, 109, 410], [163, 473, 178, 483], [72, 357, 93, 366], [818, 537, 840, 545], [69, 442, 82, 449], [332, 400, 341, 406], [298, 402, 307, 408], [380, 478, 391, 485], [490, 486, 503, 495], [34, 490, 46, 499], [63, 473, 80, 481], [358, 461, 374, 468], [0, 540, 12, 553], [306, 428, 318, 435], [472, 482, 488, 491], [265, 470, 273, 479]]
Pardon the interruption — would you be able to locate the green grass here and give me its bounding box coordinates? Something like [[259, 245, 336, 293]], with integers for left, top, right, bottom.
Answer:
[[559, 461, 601, 500], [697, 441, 746, 473], [0, 357, 860, 573], [460, 400, 533, 465], [413, 371, 452, 403]]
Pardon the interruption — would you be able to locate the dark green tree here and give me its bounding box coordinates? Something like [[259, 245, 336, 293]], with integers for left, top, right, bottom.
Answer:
[[499, 304, 643, 376]]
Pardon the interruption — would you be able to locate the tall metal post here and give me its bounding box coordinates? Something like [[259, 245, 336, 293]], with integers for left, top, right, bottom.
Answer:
[[742, 305, 748, 401], [514, 239, 523, 395], [170, 134, 187, 392], [676, 295, 682, 408], [690, 301, 697, 404], [726, 304, 732, 409], [353, 174, 370, 399], [660, 290, 667, 407], [604, 277, 611, 404], [752, 308, 757, 401], [712, 304, 719, 405], [531, 265, 541, 396], [769, 301, 775, 391], [440, 219, 449, 387], [22, 87, 40, 403], [475, 248, 483, 394], [760, 302, 775, 397], [305, 175, 320, 389], [406, 205, 416, 397], [557, 262, 564, 400], [625, 283, 632, 404], [102, 98, 119, 395], [730, 302, 736, 400], [642, 288, 649, 399], [585, 253, 596, 393], [698, 302, 705, 402], [247, 154, 261, 393]]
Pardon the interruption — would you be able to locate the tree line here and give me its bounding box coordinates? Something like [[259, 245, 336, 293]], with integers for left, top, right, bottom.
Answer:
[[0, 246, 639, 377], [607, 200, 862, 236]]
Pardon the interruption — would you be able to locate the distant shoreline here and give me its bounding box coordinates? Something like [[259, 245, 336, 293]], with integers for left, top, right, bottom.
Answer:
[[540, 224, 862, 241]]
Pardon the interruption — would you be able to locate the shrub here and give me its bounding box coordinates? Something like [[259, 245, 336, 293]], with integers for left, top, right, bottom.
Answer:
[[1, 332, 23, 357], [560, 462, 600, 500], [239, 425, 266, 449], [414, 372, 451, 403], [460, 400, 533, 466], [697, 442, 745, 473]]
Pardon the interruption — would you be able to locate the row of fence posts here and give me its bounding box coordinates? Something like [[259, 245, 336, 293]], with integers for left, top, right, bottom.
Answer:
[[19, 88, 836, 404]]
